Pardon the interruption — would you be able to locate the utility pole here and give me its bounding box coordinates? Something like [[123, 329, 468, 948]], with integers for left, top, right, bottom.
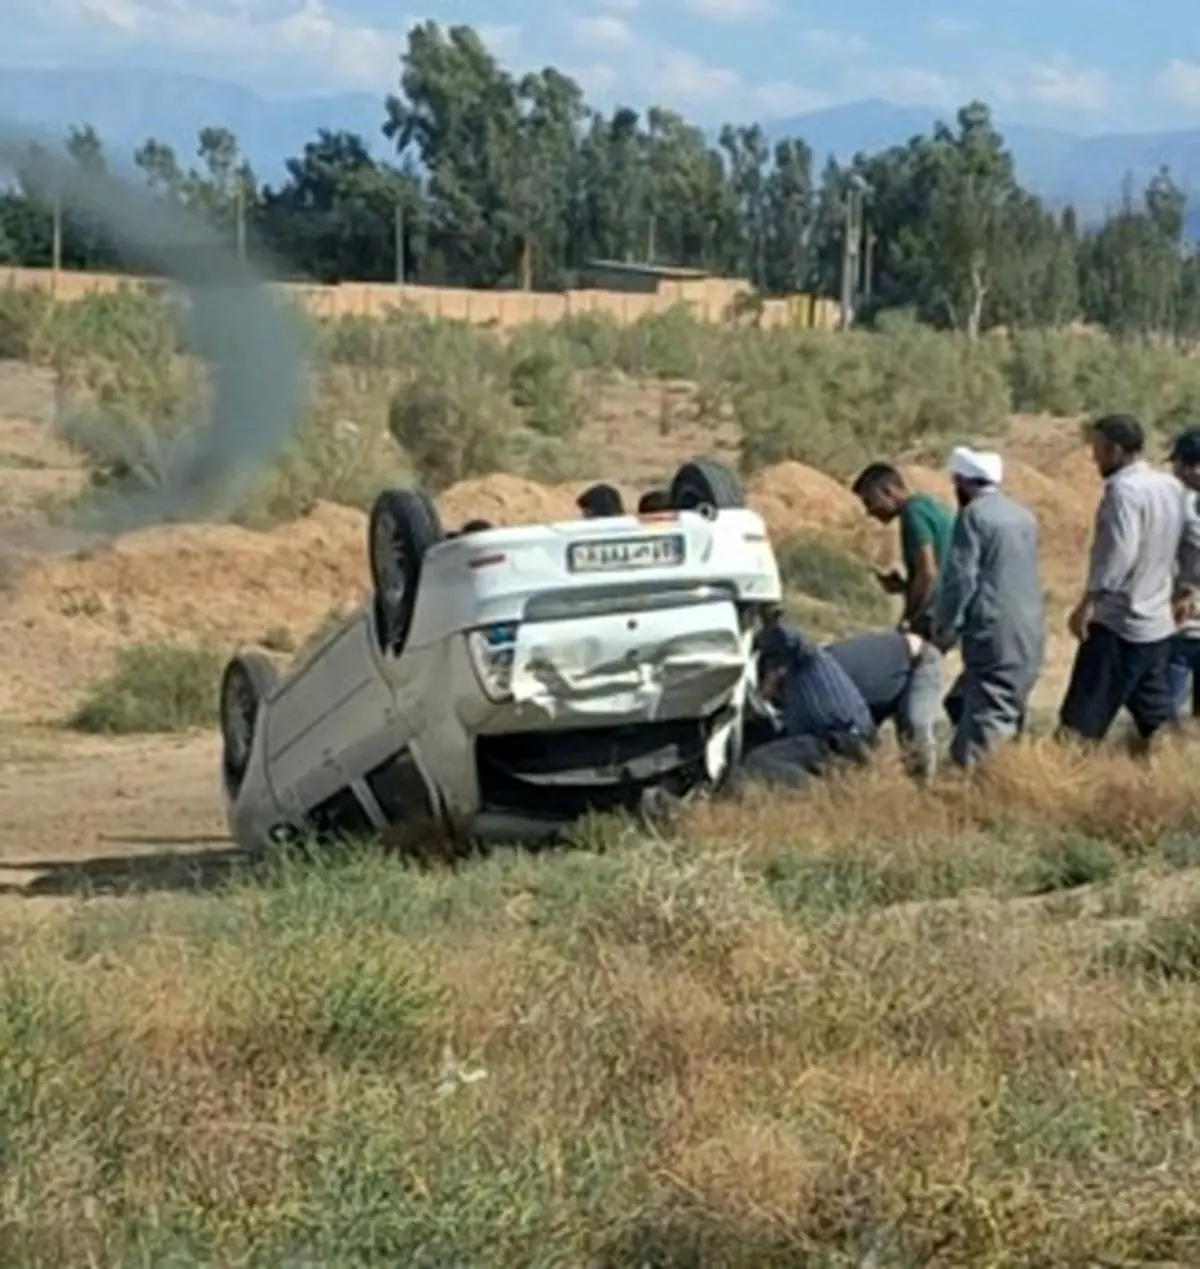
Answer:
[[394, 202, 405, 284], [862, 228, 875, 303], [839, 175, 867, 330], [234, 181, 246, 261], [51, 191, 62, 294]]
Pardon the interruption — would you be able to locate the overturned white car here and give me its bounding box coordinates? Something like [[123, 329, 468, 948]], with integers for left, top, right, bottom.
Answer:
[[218, 458, 782, 848]]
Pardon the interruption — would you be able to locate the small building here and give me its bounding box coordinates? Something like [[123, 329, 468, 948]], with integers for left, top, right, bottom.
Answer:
[[579, 259, 712, 299]]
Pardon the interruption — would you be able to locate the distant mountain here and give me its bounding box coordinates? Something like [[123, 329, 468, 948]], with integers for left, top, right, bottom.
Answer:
[[0, 67, 386, 184], [766, 98, 1200, 221], [3, 66, 1200, 228]]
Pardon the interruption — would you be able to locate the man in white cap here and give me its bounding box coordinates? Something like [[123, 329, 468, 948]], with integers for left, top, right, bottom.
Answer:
[[930, 445, 1045, 767]]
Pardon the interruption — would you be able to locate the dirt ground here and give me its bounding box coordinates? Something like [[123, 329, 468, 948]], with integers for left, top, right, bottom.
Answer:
[[0, 364, 1095, 881]]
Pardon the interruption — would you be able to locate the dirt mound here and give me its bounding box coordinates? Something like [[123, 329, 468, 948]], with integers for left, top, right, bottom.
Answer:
[[436, 474, 582, 529], [747, 462, 861, 538], [0, 501, 370, 722], [900, 464, 953, 503]]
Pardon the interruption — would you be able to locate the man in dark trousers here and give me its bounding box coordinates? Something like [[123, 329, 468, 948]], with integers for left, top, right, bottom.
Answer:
[[737, 617, 876, 789], [1058, 414, 1200, 746], [826, 628, 942, 780]]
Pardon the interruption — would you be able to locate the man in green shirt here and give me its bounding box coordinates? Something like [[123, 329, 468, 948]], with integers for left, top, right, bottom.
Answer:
[[852, 462, 956, 638]]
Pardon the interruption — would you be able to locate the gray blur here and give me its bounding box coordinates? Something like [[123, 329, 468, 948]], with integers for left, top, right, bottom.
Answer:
[[0, 126, 304, 543]]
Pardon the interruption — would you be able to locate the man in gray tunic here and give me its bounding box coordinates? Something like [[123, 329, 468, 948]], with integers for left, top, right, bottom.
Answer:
[[931, 446, 1045, 767]]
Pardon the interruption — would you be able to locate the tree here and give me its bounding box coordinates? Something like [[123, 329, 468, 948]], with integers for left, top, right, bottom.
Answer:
[[1, 21, 1196, 343], [259, 129, 420, 282], [134, 138, 184, 198], [385, 21, 527, 286], [762, 138, 815, 294]]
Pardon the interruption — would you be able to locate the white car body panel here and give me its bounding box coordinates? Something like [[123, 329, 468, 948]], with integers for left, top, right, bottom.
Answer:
[[222, 506, 781, 846]]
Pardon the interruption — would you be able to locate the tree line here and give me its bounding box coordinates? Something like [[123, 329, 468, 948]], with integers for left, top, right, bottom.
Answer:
[[0, 19, 1198, 339]]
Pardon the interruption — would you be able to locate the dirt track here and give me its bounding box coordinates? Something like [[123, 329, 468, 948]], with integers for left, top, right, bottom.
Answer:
[[0, 366, 1095, 888]]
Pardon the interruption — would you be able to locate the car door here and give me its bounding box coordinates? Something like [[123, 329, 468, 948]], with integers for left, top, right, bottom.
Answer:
[[264, 609, 412, 824]]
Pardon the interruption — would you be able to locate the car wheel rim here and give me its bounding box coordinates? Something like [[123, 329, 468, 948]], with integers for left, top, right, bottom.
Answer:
[[223, 671, 255, 771], [373, 510, 407, 604]]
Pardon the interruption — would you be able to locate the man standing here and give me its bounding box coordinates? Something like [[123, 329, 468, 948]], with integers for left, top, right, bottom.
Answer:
[[738, 618, 876, 789], [851, 462, 956, 636], [931, 446, 1045, 767], [1168, 427, 1200, 718], [1058, 414, 1200, 746], [825, 628, 942, 780]]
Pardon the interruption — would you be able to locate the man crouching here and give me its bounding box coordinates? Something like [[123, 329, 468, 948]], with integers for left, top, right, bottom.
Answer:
[[737, 615, 877, 790]]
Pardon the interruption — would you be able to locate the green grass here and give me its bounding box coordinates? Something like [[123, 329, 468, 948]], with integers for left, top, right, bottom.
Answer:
[[69, 642, 223, 733], [774, 532, 892, 624], [4, 803, 1200, 1266]]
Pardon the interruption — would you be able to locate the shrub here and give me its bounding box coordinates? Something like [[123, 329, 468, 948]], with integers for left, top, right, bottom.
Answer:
[[615, 305, 714, 380], [775, 532, 891, 623], [70, 642, 223, 733], [506, 328, 586, 439], [0, 286, 52, 359]]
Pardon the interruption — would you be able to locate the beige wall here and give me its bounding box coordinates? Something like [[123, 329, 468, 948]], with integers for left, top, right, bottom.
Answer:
[[0, 265, 842, 331]]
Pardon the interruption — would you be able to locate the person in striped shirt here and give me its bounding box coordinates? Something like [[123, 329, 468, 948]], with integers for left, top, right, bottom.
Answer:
[[737, 613, 877, 789], [1169, 427, 1200, 718]]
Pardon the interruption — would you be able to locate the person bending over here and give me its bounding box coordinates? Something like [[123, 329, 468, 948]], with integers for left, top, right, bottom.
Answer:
[[737, 618, 876, 790]]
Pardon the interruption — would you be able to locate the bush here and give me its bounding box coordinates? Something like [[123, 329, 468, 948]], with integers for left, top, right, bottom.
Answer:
[[70, 643, 223, 733], [0, 287, 52, 359], [506, 328, 586, 439], [735, 313, 1011, 476], [27, 285, 1200, 529], [775, 533, 891, 624], [387, 328, 517, 490]]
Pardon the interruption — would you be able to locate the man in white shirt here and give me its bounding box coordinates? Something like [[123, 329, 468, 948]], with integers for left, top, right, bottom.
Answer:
[[1058, 414, 1200, 743]]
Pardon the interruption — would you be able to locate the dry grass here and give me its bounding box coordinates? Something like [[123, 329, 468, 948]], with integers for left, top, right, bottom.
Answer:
[[3, 738, 1200, 1264], [9, 290, 1200, 1263]]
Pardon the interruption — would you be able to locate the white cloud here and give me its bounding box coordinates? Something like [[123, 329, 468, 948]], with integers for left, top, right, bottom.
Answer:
[[797, 28, 868, 59], [566, 13, 636, 52], [1157, 58, 1200, 108], [862, 66, 954, 105], [679, 0, 774, 22], [985, 56, 1109, 113], [567, 62, 620, 94], [14, 0, 524, 93], [753, 81, 831, 115], [650, 47, 740, 100], [1022, 57, 1109, 111]]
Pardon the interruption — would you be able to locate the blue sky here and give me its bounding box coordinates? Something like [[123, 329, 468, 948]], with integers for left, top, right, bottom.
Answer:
[[9, 0, 1200, 132]]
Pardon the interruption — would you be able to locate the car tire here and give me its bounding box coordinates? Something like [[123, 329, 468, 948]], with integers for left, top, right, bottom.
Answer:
[[669, 457, 745, 511], [220, 651, 279, 797], [368, 488, 444, 653]]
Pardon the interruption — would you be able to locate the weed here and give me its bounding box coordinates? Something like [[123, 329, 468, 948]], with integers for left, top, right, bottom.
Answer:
[[1102, 901, 1200, 981], [1024, 833, 1121, 894], [775, 532, 892, 624], [69, 642, 223, 733]]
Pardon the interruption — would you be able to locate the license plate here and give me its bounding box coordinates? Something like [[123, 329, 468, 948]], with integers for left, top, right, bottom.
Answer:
[[567, 534, 685, 573]]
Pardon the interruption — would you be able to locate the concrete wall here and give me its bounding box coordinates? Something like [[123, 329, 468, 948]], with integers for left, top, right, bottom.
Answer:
[[0, 265, 842, 331]]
